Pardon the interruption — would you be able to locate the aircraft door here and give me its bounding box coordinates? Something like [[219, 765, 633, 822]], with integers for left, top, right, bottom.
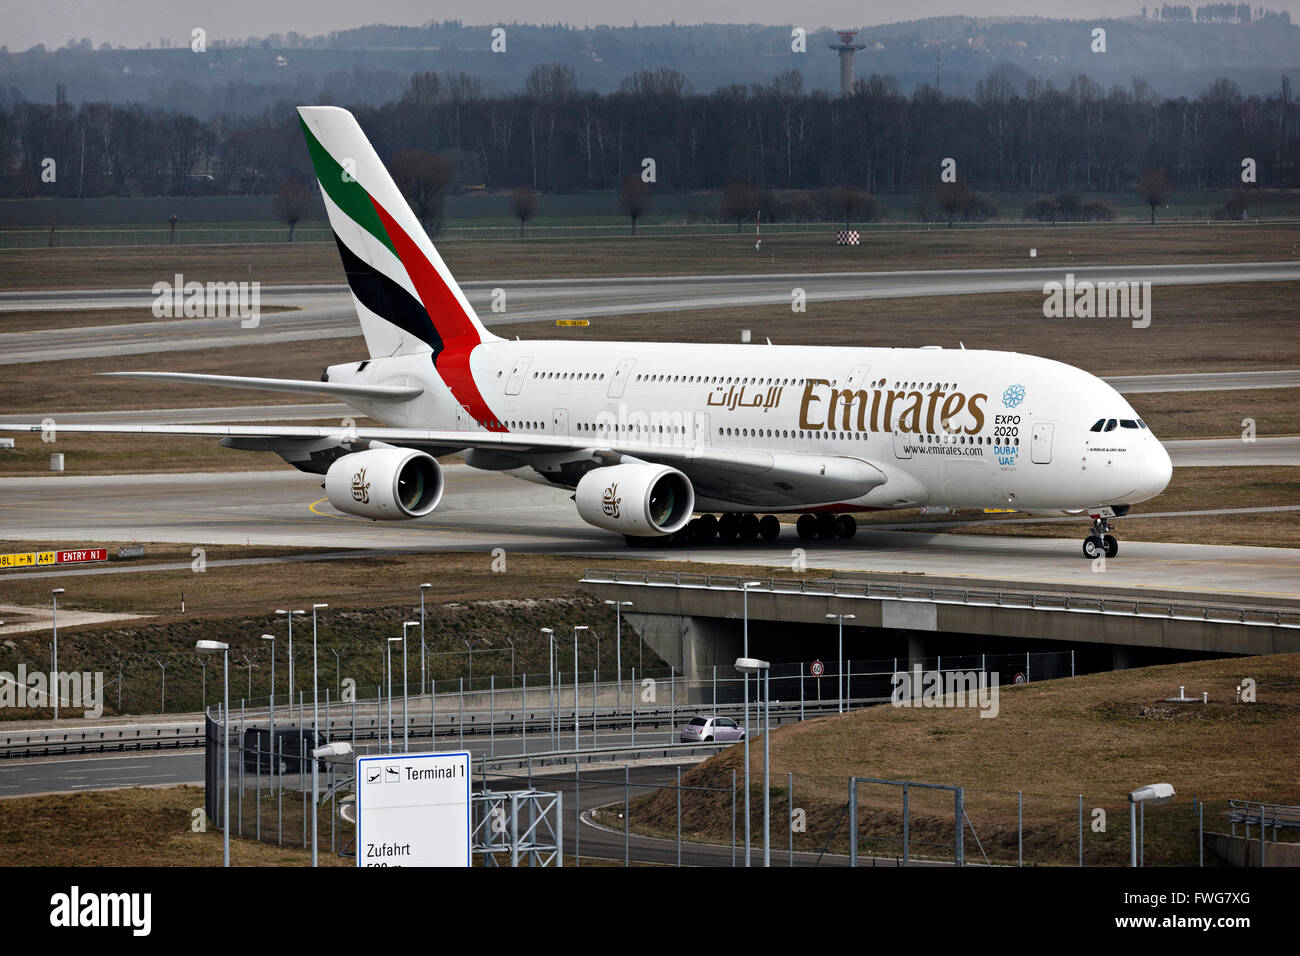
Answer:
[[892, 428, 912, 459], [844, 364, 872, 389], [552, 408, 570, 435], [455, 404, 474, 431], [505, 356, 532, 395], [693, 412, 711, 447], [1031, 422, 1054, 464], [608, 359, 636, 399]]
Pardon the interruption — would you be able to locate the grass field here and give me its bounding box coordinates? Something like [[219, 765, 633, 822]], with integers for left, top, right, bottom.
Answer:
[[0, 785, 347, 867], [1, 223, 1297, 290], [622, 651, 1300, 866]]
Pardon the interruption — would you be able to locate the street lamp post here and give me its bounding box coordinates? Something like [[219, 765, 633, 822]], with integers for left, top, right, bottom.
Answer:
[[198, 658, 207, 712], [604, 600, 633, 707], [419, 583, 431, 695], [260, 634, 277, 763], [825, 613, 856, 713], [242, 655, 252, 700], [505, 636, 515, 685], [402, 622, 419, 752], [740, 581, 761, 866], [540, 628, 555, 750], [275, 609, 305, 700], [195, 640, 229, 867], [51, 589, 65, 720], [157, 659, 166, 713], [310, 603, 327, 863], [1128, 783, 1175, 867], [462, 638, 473, 685], [573, 626, 589, 749], [386, 637, 403, 751], [736, 656, 772, 867]]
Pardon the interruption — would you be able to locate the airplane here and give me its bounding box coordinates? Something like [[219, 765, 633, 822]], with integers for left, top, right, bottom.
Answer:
[[5, 106, 1172, 559]]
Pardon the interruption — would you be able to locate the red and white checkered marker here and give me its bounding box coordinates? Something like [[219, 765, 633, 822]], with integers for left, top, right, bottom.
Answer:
[[836, 230, 860, 245]]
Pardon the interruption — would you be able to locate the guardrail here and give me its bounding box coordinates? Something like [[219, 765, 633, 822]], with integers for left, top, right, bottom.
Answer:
[[1, 695, 852, 760], [583, 569, 1300, 629]]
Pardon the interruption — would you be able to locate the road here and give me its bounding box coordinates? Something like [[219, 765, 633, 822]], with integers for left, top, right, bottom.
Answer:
[[1, 466, 1296, 600], [2, 260, 1297, 364]]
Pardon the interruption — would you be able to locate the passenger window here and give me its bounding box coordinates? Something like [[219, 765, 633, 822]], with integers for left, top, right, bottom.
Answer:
[[1089, 419, 1105, 432]]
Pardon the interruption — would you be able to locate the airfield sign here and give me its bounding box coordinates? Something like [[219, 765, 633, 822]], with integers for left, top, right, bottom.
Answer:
[[356, 751, 471, 867]]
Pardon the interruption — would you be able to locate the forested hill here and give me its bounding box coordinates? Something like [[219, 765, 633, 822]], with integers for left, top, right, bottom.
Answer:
[[0, 12, 1297, 116]]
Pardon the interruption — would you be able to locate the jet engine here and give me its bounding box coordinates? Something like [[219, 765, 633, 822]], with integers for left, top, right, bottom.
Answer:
[[574, 463, 694, 535], [323, 447, 443, 519]]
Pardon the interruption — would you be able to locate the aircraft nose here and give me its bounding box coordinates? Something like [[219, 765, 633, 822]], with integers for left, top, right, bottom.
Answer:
[[1137, 439, 1173, 500]]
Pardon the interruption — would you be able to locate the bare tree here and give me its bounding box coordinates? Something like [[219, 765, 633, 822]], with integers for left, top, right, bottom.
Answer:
[[510, 186, 538, 237], [391, 149, 454, 236], [1137, 168, 1172, 224], [272, 179, 311, 241], [619, 175, 650, 234], [721, 179, 760, 232]]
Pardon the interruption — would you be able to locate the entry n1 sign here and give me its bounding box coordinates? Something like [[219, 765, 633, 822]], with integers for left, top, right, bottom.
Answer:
[[356, 751, 471, 867]]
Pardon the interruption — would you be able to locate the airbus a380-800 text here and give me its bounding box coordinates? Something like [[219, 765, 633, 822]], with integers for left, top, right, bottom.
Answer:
[[6, 106, 1173, 559]]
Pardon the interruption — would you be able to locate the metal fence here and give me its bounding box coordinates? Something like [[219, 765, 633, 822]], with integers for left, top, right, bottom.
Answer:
[[7, 215, 1295, 249]]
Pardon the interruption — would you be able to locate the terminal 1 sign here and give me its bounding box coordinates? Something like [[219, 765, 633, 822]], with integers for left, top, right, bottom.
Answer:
[[356, 751, 471, 867]]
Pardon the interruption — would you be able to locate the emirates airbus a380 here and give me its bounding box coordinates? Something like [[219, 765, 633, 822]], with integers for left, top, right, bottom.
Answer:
[[9, 107, 1173, 559]]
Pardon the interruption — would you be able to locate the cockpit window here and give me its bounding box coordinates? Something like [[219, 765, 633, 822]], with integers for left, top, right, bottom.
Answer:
[[1089, 419, 1106, 432], [1137, 419, 1148, 429], [1103, 419, 1117, 432], [1120, 419, 1138, 429]]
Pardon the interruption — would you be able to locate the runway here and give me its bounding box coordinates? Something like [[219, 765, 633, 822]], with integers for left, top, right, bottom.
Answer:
[[2, 260, 1297, 364], [2, 466, 1296, 601]]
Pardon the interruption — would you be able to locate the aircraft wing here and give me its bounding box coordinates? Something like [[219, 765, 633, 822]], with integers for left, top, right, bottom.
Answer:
[[0, 420, 888, 508]]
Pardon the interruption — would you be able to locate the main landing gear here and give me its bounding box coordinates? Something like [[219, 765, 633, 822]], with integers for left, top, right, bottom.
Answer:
[[623, 512, 858, 548], [1081, 515, 1119, 559]]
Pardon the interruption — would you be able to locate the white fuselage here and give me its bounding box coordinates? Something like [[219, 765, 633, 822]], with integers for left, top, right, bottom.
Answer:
[[329, 339, 1173, 514]]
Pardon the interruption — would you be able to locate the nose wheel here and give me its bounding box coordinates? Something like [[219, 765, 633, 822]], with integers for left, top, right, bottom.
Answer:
[[1082, 517, 1119, 558]]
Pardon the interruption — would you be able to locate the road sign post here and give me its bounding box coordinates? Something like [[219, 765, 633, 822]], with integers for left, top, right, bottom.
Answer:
[[356, 751, 471, 867]]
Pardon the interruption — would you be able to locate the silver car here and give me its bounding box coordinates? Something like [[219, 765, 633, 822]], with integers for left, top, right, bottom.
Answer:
[[680, 715, 745, 743]]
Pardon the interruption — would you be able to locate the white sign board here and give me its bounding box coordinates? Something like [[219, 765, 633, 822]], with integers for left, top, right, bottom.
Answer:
[[356, 751, 471, 867]]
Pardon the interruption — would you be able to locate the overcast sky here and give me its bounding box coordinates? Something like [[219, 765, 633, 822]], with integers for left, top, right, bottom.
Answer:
[[6, 1, 1299, 52]]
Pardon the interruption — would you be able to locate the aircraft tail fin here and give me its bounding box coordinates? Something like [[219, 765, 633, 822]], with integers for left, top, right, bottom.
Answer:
[[296, 105, 498, 360]]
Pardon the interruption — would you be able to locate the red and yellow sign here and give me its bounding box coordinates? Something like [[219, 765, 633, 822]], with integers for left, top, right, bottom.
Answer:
[[0, 548, 106, 569]]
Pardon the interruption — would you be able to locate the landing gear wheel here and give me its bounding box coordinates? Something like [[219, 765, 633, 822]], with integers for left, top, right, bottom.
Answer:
[[835, 514, 857, 540], [759, 514, 781, 542], [738, 513, 760, 542], [671, 524, 692, 546], [816, 513, 837, 540], [796, 514, 818, 540], [718, 513, 739, 542], [695, 513, 718, 542], [1082, 514, 1120, 559]]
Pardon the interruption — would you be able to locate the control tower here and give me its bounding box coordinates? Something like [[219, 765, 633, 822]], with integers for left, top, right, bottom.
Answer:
[[828, 29, 867, 97]]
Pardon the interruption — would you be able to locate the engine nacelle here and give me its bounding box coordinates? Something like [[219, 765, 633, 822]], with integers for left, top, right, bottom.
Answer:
[[574, 463, 694, 536], [324, 447, 443, 520]]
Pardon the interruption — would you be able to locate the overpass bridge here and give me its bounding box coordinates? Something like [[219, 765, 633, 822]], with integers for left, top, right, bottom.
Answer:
[[580, 569, 1300, 686]]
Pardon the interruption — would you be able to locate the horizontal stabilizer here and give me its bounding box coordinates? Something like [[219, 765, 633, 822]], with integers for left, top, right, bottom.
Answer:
[[102, 371, 422, 402]]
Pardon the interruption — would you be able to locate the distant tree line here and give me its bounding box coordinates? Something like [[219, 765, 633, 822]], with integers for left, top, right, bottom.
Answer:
[[1, 66, 1296, 222]]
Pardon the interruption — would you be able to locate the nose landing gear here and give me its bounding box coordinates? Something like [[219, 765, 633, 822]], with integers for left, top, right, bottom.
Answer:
[[1082, 515, 1119, 559]]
